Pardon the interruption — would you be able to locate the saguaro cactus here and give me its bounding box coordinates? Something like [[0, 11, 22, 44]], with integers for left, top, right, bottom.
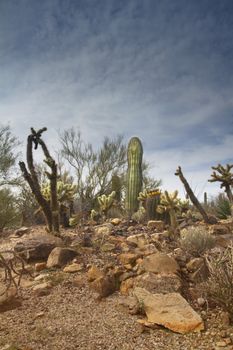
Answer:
[[125, 137, 143, 215]]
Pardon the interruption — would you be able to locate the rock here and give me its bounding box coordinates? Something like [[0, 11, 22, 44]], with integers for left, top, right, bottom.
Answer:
[[126, 234, 149, 248], [94, 224, 113, 236], [87, 266, 104, 282], [134, 272, 182, 294], [111, 218, 121, 226], [133, 287, 204, 334], [118, 253, 139, 265], [137, 244, 158, 256], [142, 253, 179, 274], [147, 220, 165, 231], [14, 226, 30, 237], [100, 243, 115, 252], [118, 296, 140, 315], [14, 232, 63, 261], [120, 272, 181, 295], [35, 262, 47, 272], [215, 341, 228, 347], [197, 297, 206, 307], [63, 263, 83, 273], [34, 273, 50, 281], [0, 287, 21, 312], [90, 275, 116, 298], [47, 247, 78, 268], [210, 224, 231, 235], [33, 282, 52, 296], [151, 231, 169, 241], [186, 258, 204, 272], [120, 278, 134, 295]]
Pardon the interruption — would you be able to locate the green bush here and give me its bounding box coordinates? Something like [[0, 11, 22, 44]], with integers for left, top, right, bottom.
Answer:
[[179, 226, 215, 257], [0, 188, 21, 231]]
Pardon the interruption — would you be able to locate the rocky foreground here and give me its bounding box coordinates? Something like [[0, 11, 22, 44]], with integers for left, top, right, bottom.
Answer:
[[0, 219, 233, 350]]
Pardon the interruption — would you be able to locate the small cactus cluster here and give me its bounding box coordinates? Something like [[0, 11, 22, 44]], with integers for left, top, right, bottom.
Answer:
[[157, 190, 181, 232], [42, 181, 77, 204], [138, 188, 161, 220], [97, 191, 116, 215]]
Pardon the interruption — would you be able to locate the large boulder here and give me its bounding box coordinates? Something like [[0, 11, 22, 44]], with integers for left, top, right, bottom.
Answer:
[[47, 247, 78, 268], [133, 272, 182, 294], [14, 233, 63, 261], [133, 287, 204, 334], [142, 253, 180, 274]]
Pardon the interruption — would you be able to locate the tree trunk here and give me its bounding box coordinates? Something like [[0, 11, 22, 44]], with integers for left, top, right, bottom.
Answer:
[[175, 166, 213, 224]]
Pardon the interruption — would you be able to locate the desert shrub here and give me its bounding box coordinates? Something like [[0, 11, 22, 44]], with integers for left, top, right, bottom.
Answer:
[[204, 245, 233, 317], [207, 193, 232, 219], [214, 194, 232, 219], [179, 226, 215, 257]]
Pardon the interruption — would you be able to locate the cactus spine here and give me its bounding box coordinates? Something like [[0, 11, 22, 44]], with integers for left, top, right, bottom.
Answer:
[[125, 137, 143, 215]]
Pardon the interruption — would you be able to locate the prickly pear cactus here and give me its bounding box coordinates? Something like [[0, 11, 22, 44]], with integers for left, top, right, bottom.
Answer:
[[125, 137, 143, 215]]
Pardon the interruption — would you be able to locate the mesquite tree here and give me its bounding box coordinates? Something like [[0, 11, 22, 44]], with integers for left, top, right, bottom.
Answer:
[[19, 128, 60, 233]]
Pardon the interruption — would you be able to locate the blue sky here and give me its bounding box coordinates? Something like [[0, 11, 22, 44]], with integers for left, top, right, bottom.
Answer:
[[0, 0, 233, 199]]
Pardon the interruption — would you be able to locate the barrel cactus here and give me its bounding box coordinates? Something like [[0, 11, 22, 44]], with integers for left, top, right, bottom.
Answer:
[[125, 137, 143, 216]]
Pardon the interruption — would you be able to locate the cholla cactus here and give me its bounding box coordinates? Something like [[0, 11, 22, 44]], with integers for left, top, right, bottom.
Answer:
[[157, 190, 180, 231], [209, 164, 233, 203], [138, 189, 148, 202], [41, 180, 77, 227], [42, 181, 77, 204], [132, 206, 146, 223], [91, 209, 99, 220], [97, 191, 116, 216]]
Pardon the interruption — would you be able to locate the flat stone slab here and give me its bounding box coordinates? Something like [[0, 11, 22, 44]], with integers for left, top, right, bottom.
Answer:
[[133, 287, 204, 334]]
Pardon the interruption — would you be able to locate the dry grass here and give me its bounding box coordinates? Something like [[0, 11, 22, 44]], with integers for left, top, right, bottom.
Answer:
[[204, 244, 233, 317], [179, 226, 215, 257]]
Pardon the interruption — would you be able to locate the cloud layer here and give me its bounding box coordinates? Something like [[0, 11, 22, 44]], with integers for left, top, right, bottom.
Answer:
[[0, 0, 233, 198]]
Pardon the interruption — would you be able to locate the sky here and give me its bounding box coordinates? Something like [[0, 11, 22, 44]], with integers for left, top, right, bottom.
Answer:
[[0, 0, 233, 200]]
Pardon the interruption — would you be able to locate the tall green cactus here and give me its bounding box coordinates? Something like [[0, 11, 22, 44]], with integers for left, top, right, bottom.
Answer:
[[125, 137, 143, 215]]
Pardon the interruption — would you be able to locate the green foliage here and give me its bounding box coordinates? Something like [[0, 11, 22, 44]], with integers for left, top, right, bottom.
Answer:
[[125, 137, 143, 215], [213, 194, 232, 219], [0, 188, 21, 231], [111, 174, 122, 202], [59, 130, 126, 211], [0, 125, 21, 187], [60, 129, 161, 213], [179, 226, 215, 257]]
